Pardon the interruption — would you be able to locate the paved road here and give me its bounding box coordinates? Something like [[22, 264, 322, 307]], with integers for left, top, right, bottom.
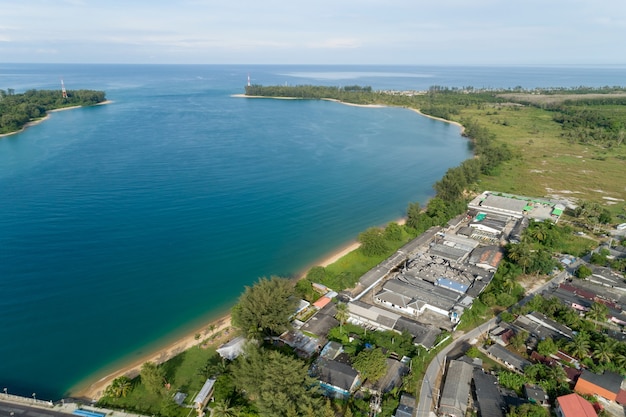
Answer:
[[0, 400, 68, 417], [415, 272, 566, 417], [416, 319, 496, 417]]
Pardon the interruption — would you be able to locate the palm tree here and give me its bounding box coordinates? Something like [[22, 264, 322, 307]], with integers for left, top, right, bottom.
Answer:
[[507, 243, 532, 274], [593, 340, 616, 363], [586, 302, 609, 329], [335, 302, 349, 333], [105, 376, 132, 398], [568, 331, 591, 359]]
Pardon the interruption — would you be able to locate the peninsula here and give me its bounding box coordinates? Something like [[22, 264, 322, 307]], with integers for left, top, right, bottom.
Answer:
[[0, 88, 107, 136]]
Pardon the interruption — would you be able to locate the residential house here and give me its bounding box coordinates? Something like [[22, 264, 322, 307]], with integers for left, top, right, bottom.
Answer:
[[394, 394, 416, 417], [574, 369, 622, 402], [486, 344, 531, 372], [311, 358, 361, 399], [216, 336, 246, 361], [489, 325, 515, 346], [523, 384, 549, 406], [439, 360, 474, 417], [556, 393, 597, 417], [473, 369, 505, 417], [368, 358, 409, 394]]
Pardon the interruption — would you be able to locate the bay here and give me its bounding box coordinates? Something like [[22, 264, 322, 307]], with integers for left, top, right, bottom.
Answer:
[[0, 64, 623, 399]]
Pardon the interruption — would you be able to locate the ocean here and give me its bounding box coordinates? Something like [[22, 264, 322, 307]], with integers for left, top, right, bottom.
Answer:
[[0, 64, 624, 400]]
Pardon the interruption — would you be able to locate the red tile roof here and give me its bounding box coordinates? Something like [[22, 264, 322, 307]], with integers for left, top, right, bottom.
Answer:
[[557, 393, 597, 417], [313, 296, 332, 309]]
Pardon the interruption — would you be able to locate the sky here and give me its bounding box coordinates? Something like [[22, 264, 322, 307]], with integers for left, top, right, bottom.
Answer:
[[1, 0, 625, 65]]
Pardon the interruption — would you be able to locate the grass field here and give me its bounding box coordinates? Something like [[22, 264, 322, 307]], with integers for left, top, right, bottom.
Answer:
[[451, 102, 626, 215]]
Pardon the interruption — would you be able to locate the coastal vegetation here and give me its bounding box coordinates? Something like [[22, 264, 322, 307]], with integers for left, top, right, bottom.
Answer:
[[0, 88, 106, 134]]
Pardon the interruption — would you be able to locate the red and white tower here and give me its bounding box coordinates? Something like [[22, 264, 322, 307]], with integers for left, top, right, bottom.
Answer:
[[61, 79, 68, 99]]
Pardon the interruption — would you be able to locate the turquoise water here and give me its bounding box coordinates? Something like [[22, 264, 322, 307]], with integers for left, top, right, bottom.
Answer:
[[0, 64, 623, 399]]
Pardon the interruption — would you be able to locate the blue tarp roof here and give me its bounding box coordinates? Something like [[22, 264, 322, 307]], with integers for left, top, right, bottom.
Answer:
[[436, 278, 469, 294]]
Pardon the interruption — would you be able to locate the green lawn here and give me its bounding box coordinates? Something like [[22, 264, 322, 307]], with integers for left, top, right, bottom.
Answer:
[[98, 346, 219, 416]]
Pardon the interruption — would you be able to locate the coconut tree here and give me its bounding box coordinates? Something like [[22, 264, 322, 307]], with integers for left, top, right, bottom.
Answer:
[[586, 302, 609, 329], [567, 331, 591, 359], [335, 302, 349, 333], [593, 339, 616, 363], [105, 376, 133, 398], [507, 243, 533, 274]]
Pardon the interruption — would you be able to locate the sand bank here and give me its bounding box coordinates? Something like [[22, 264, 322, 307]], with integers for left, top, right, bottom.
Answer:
[[71, 218, 406, 401], [0, 101, 113, 139]]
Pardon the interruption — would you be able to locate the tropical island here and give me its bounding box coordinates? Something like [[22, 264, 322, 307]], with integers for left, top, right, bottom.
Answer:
[[0, 87, 107, 135], [15, 84, 626, 417]]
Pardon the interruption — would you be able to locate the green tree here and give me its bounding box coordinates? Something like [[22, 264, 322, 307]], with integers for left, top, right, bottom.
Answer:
[[576, 264, 593, 279], [567, 332, 591, 359], [384, 222, 403, 241], [335, 302, 349, 333], [352, 347, 387, 382], [231, 346, 322, 417], [406, 202, 422, 230], [358, 227, 388, 256], [593, 340, 616, 363], [507, 243, 533, 274], [537, 338, 558, 357], [140, 361, 166, 395], [211, 399, 240, 417], [105, 376, 133, 398], [586, 302, 609, 328], [510, 330, 529, 353], [231, 276, 297, 338]]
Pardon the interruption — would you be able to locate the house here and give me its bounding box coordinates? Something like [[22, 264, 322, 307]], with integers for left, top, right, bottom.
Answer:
[[393, 316, 441, 349], [523, 384, 549, 406], [555, 393, 597, 417], [216, 336, 246, 361], [489, 325, 515, 346], [311, 358, 360, 399], [473, 369, 504, 417], [394, 393, 416, 417], [439, 360, 474, 417], [486, 344, 531, 372], [278, 330, 319, 358], [368, 358, 408, 394], [193, 378, 216, 416], [574, 369, 622, 402]]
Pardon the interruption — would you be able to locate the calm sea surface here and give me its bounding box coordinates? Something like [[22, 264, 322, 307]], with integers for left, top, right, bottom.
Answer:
[[0, 64, 624, 399]]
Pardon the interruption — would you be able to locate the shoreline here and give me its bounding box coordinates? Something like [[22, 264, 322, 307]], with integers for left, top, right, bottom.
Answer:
[[232, 94, 464, 132], [0, 100, 113, 139], [70, 217, 406, 401]]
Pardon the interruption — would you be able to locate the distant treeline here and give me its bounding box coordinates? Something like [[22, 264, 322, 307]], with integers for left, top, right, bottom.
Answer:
[[0, 88, 106, 134]]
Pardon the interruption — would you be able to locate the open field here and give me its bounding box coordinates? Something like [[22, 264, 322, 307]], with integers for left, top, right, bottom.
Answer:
[[450, 103, 626, 213], [497, 92, 626, 105]]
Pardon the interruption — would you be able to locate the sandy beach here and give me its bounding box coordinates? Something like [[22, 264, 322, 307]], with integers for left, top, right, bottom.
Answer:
[[71, 218, 406, 401], [0, 100, 112, 139]]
